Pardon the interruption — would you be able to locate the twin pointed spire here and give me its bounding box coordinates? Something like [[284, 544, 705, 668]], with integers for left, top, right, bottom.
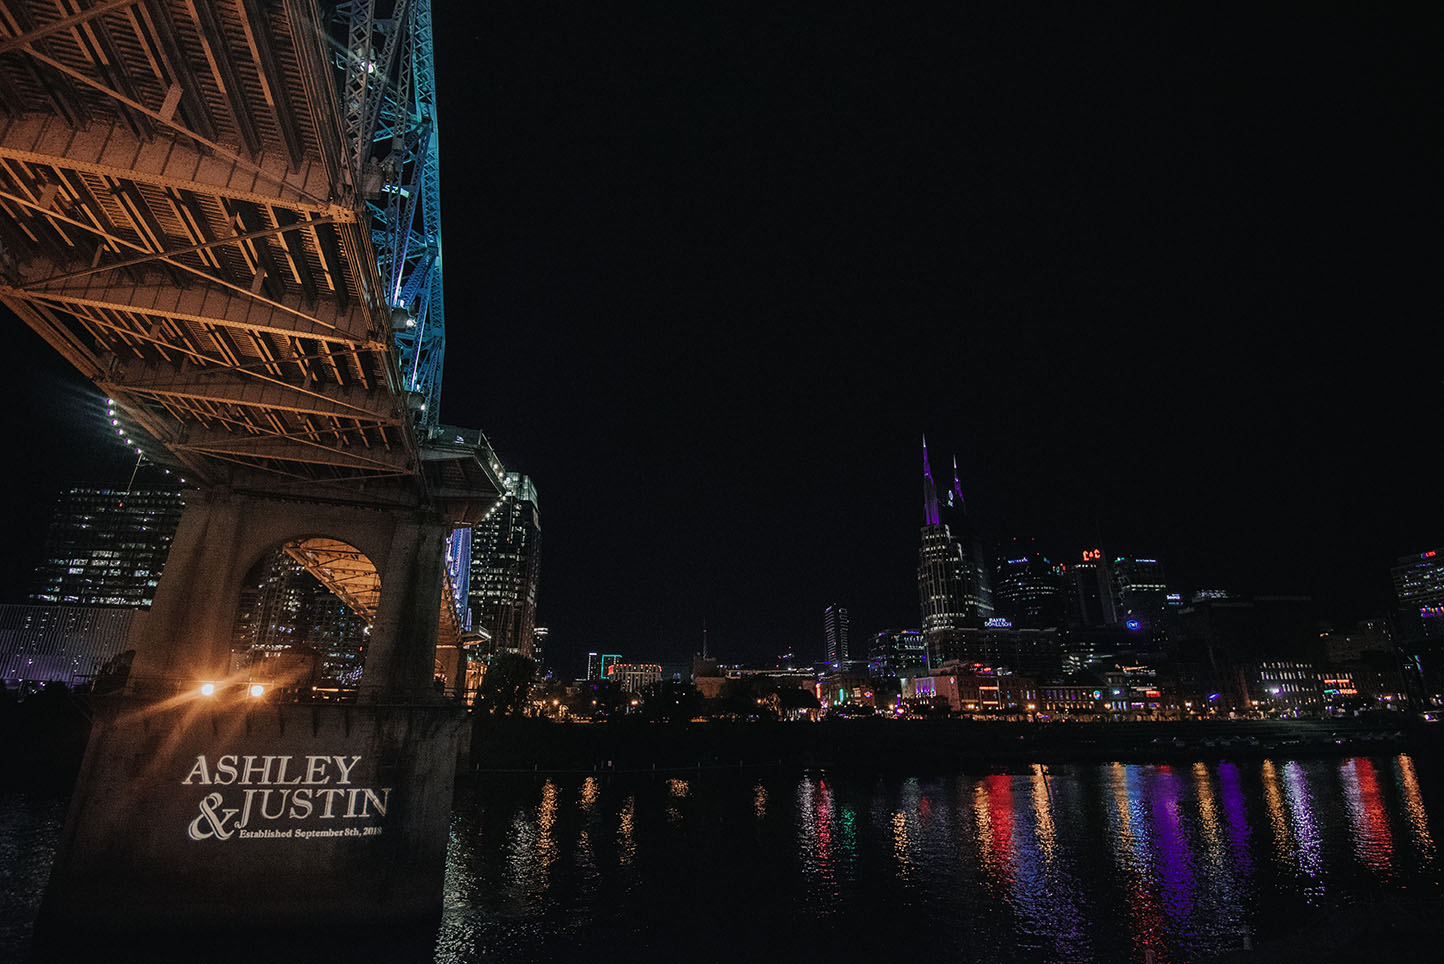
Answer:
[[921, 435, 966, 525], [922, 435, 940, 525]]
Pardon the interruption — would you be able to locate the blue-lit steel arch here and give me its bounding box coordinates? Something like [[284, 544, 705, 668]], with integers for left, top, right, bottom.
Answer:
[[335, 1, 483, 634], [336, 0, 445, 430]]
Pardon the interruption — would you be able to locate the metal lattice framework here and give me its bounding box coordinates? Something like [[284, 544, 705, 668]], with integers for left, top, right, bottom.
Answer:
[[336, 0, 444, 429], [0, 0, 501, 638], [283, 536, 381, 618], [282, 533, 462, 645], [0, 0, 415, 497]]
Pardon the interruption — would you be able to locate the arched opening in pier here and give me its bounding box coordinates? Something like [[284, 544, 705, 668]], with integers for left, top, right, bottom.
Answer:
[[230, 538, 379, 700]]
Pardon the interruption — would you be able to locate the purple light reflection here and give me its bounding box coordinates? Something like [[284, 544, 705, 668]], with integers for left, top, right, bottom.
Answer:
[[1218, 762, 1254, 876]]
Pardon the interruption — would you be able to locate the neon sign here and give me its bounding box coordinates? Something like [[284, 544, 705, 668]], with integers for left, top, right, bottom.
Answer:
[[984, 617, 1013, 628], [1081, 549, 1102, 562]]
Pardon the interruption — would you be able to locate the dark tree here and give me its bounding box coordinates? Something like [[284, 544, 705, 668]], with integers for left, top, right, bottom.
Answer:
[[476, 653, 534, 717], [645, 680, 701, 723], [776, 687, 820, 714]]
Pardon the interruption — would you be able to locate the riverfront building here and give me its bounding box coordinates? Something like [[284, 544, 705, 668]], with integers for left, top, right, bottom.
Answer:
[[468, 473, 541, 658], [1393, 549, 1444, 641], [584, 653, 621, 681], [868, 628, 929, 677], [609, 662, 662, 694], [0, 603, 137, 687], [930, 624, 1062, 678], [30, 482, 184, 609]]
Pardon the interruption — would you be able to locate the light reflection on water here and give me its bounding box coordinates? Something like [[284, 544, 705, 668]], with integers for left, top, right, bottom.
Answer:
[[1397, 754, 1435, 864], [1282, 760, 1323, 888], [436, 754, 1441, 962], [615, 793, 635, 866], [0, 754, 1439, 963], [1341, 757, 1396, 876]]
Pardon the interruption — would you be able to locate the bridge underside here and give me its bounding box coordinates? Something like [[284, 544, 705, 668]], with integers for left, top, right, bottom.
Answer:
[[2, 0, 504, 937], [0, 0, 426, 496], [284, 535, 463, 648], [0, 0, 502, 611]]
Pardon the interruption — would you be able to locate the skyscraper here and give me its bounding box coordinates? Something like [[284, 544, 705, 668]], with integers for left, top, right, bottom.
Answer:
[[994, 538, 1066, 628], [1392, 549, 1444, 641], [30, 482, 184, 608], [1067, 548, 1117, 627], [824, 604, 849, 666], [232, 550, 370, 688], [867, 628, 928, 677], [1110, 555, 1169, 631], [468, 473, 541, 658], [918, 438, 994, 646], [583, 652, 621, 681]]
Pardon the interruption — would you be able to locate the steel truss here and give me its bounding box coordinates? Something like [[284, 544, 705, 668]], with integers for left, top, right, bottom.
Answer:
[[0, 0, 406, 490], [0, 1, 492, 640], [335, 0, 444, 430]]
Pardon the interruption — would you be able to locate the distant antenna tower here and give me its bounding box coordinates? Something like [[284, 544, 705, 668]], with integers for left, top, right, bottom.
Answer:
[[702, 618, 708, 659]]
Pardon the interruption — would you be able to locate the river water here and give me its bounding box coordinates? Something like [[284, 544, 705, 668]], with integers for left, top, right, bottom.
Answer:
[[4, 754, 1441, 962]]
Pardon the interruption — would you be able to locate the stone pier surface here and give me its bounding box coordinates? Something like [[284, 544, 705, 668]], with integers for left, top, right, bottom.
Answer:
[[29, 483, 485, 942], [40, 697, 464, 935]]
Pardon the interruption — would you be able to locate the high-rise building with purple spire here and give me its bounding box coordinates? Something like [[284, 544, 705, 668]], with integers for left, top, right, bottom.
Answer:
[[917, 437, 994, 649], [922, 434, 941, 526]]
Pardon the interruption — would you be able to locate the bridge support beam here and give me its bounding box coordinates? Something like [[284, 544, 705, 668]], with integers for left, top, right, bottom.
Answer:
[[124, 486, 445, 700], [38, 486, 464, 939]]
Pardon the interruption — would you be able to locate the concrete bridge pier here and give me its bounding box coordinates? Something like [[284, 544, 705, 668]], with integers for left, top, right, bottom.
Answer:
[[37, 487, 467, 939]]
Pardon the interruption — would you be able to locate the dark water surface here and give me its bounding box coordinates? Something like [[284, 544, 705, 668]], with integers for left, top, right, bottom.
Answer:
[[437, 756, 1441, 962], [4, 755, 1441, 962]]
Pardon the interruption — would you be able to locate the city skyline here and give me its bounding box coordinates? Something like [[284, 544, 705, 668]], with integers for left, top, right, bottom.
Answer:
[[3, 4, 1436, 677], [3, 5, 1439, 959]]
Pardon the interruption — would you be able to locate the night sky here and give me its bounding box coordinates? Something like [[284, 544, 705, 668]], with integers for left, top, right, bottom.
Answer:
[[4, 4, 1436, 677]]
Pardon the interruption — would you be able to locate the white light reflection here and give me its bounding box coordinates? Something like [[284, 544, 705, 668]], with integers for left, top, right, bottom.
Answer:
[[1281, 761, 1323, 889]]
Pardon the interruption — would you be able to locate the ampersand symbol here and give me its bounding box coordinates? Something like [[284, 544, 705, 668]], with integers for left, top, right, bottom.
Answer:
[[187, 792, 238, 841]]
